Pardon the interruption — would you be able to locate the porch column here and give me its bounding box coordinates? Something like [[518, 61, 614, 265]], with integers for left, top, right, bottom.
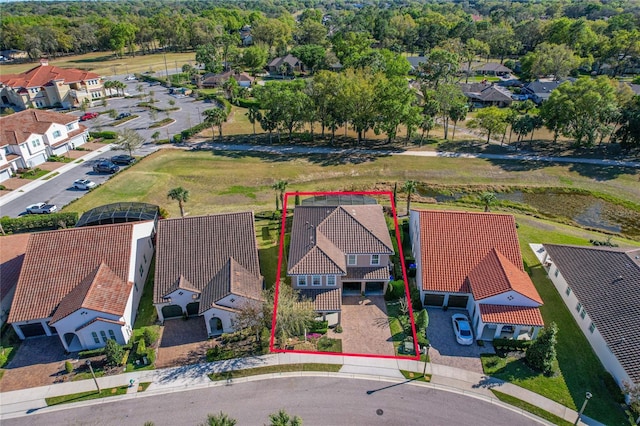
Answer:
[[513, 325, 522, 339], [531, 326, 541, 340], [494, 325, 503, 339], [360, 282, 365, 295], [443, 294, 450, 307], [42, 320, 53, 336], [156, 304, 165, 322], [12, 324, 25, 340]]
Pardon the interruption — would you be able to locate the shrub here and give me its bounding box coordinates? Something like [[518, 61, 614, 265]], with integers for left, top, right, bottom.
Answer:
[[236, 98, 260, 109], [309, 320, 328, 334], [104, 339, 124, 366], [493, 338, 533, 351], [78, 348, 105, 359], [408, 284, 422, 311], [89, 131, 117, 139], [0, 212, 78, 234], [334, 324, 343, 333], [65, 360, 74, 374], [525, 322, 558, 376], [136, 339, 147, 356], [142, 327, 159, 346]]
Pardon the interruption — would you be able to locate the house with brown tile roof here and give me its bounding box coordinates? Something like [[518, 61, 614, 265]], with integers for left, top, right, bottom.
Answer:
[[0, 109, 88, 180], [153, 213, 263, 336], [409, 210, 544, 341], [267, 54, 305, 75], [287, 204, 394, 324], [0, 59, 104, 110], [535, 244, 640, 389], [0, 233, 30, 328], [7, 221, 156, 351]]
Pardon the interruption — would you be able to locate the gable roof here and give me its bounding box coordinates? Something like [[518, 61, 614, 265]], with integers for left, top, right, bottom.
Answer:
[[154, 213, 262, 308], [50, 262, 132, 324], [288, 205, 394, 276], [415, 210, 525, 293], [0, 109, 83, 146], [467, 248, 542, 304], [0, 63, 100, 89], [480, 304, 544, 326], [543, 244, 640, 383], [8, 222, 138, 323], [268, 54, 302, 68], [0, 233, 30, 300], [459, 83, 513, 103]]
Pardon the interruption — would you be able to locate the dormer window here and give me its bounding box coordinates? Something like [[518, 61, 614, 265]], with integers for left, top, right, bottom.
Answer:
[[371, 254, 380, 265], [298, 276, 307, 286], [347, 254, 356, 265]]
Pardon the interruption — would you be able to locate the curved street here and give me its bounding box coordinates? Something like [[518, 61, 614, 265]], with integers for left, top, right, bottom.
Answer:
[[2, 376, 542, 426]]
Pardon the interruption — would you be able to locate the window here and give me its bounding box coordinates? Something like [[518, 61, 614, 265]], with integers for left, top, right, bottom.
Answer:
[[312, 276, 321, 286], [31, 138, 41, 147], [92, 332, 99, 344], [575, 302, 582, 313], [108, 330, 116, 340], [347, 254, 356, 265], [565, 286, 571, 296], [52, 130, 61, 138], [100, 330, 108, 343], [589, 323, 596, 333], [327, 276, 336, 286], [580, 308, 586, 319], [371, 254, 380, 265], [297, 276, 307, 286], [66, 124, 74, 131]]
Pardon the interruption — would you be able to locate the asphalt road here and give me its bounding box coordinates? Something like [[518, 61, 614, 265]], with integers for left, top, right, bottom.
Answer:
[[3, 377, 541, 426]]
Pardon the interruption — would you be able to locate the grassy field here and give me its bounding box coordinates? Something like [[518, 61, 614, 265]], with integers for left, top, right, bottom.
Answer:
[[62, 149, 640, 220], [0, 51, 197, 77]]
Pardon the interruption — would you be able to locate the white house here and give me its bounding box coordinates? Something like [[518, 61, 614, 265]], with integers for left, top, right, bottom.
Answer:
[[153, 213, 263, 337], [534, 244, 640, 390], [409, 210, 544, 341], [0, 109, 88, 181], [8, 221, 156, 351]]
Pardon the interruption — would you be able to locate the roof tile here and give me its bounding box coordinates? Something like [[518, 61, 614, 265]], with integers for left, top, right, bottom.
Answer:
[[480, 304, 544, 326]]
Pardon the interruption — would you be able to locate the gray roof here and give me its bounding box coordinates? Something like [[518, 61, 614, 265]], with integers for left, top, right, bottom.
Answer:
[[543, 244, 640, 383], [460, 83, 512, 103], [288, 205, 394, 276], [154, 213, 263, 312]]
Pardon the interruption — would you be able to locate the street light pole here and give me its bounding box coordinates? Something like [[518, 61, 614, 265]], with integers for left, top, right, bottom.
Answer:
[[86, 360, 101, 393], [573, 392, 592, 425], [422, 344, 431, 377]]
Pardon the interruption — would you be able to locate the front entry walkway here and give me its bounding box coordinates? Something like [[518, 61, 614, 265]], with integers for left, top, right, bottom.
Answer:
[[328, 296, 395, 356]]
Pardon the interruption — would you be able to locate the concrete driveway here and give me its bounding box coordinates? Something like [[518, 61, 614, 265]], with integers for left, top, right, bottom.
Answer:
[[425, 308, 494, 374], [0, 336, 70, 391], [156, 317, 211, 369], [328, 296, 395, 356]]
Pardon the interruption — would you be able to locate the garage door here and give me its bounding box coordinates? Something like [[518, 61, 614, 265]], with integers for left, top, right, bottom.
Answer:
[[424, 293, 445, 306], [448, 295, 469, 308], [186, 302, 200, 316], [20, 323, 46, 337], [162, 304, 183, 319]]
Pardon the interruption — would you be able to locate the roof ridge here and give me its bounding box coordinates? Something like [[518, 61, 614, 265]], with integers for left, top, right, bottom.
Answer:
[[331, 205, 393, 252]]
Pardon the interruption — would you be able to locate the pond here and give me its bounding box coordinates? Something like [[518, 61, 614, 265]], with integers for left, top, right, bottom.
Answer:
[[419, 187, 640, 240]]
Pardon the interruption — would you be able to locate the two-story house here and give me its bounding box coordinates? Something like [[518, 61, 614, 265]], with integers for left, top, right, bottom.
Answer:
[[0, 109, 88, 180], [0, 59, 104, 110], [8, 221, 156, 352], [287, 204, 394, 325]]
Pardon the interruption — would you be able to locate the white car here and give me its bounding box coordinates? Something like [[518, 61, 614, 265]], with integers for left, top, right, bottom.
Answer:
[[124, 75, 136, 81], [451, 313, 474, 345], [26, 202, 57, 214], [73, 179, 97, 190]]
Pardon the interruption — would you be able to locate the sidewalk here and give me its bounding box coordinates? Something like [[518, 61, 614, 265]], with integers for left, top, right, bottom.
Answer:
[[0, 352, 602, 425]]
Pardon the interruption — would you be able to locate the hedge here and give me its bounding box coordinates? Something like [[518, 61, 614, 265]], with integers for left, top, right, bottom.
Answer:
[[493, 338, 533, 351], [0, 212, 78, 234], [309, 320, 328, 334], [78, 348, 105, 359], [236, 98, 260, 109], [89, 131, 117, 140]]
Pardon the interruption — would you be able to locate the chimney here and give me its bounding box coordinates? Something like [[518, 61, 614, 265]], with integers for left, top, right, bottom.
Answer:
[[39, 58, 49, 67]]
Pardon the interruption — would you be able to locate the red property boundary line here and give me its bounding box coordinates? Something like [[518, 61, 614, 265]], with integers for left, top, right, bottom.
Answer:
[[269, 190, 420, 360]]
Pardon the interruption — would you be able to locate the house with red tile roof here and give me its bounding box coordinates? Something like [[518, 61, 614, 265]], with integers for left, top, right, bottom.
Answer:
[[535, 244, 640, 390], [153, 213, 264, 336], [409, 210, 544, 341], [287, 204, 394, 325], [0, 59, 104, 110], [0, 233, 30, 328], [8, 221, 156, 351], [0, 109, 88, 181]]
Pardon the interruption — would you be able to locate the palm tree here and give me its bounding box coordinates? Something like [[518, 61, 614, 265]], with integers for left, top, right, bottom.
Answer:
[[167, 187, 189, 218], [203, 108, 228, 141], [246, 106, 262, 136], [272, 180, 288, 212], [268, 409, 302, 426], [202, 412, 237, 426], [103, 80, 114, 97], [402, 180, 418, 214], [479, 192, 497, 212]]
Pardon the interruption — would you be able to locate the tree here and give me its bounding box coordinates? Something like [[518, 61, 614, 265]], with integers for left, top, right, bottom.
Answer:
[[246, 106, 262, 136], [234, 299, 265, 344], [468, 106, 509, 144], [252, 18, 292, 55], [167, 187, 189, 218], [104, 339, 124, 366], [265, 284, 316, 346], [417, 48, 459, 89], [448, 101, 469, 142], [402, 180, 417, 214], [416, 308, 429, 331], [241, 45, 268, 72], [268, 410, 302, 426], [272, 180, 288, 212], [615, 95, 640, 151], [202, 412, 237, 426], [428, 84, 466, 140], [203, 107, 228, 140], [479, 192, 497, 212], [520, 43, 580, 81], [462, 38, 490, 83], [291, 44, 327, 74], [621, 381, 640, 424], [525, 322, 558, 376], [114, 128, 144, 156]]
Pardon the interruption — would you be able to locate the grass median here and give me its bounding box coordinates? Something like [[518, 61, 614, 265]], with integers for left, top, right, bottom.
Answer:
[[208, 363, 341, 382]]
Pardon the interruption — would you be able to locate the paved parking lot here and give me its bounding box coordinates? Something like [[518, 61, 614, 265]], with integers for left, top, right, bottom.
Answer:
[[426, 308, 494, 374]]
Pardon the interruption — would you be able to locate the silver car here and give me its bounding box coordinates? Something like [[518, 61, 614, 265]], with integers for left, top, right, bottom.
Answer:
[[73, 179, 97, 190]]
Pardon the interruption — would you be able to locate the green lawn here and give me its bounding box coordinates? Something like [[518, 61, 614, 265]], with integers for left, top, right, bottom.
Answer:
[[46, 386, 128, 406], [133, 258, 158, 329], [400, 370, 431, 382], [208, 363, 341, 381], [491, 390, 574, 426]]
